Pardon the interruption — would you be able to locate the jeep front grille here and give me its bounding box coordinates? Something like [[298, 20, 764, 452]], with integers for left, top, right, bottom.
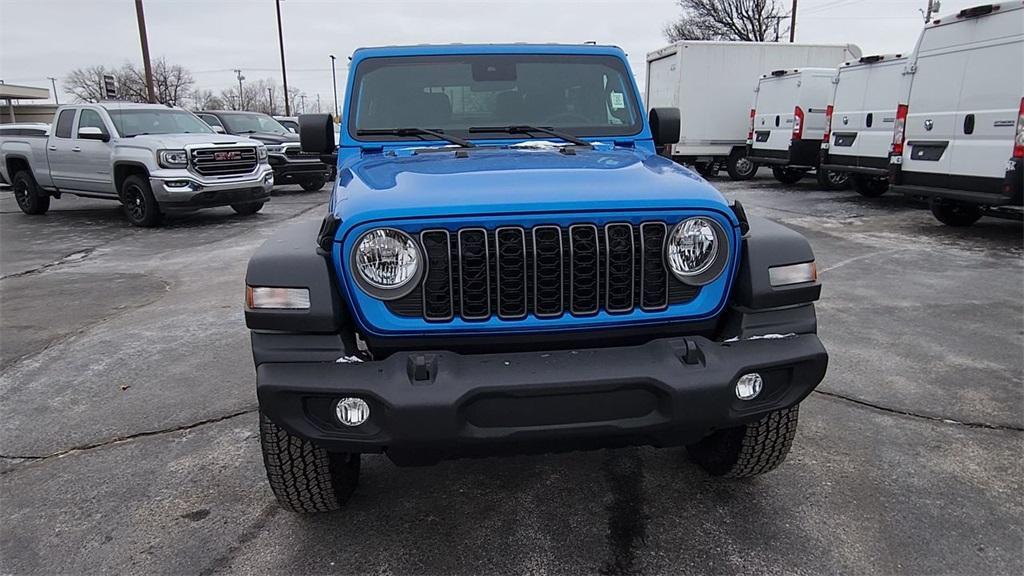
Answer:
[[387, 222, 701, 321], [191, 146, 258, 176]]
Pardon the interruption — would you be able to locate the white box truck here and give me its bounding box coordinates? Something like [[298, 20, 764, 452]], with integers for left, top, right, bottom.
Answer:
[[889, 2, 1023, 226], [819, 54, 910, 197], [645, 41, 861, 180]]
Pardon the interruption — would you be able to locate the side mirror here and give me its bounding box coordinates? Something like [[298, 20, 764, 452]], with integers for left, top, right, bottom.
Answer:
[[78, 126, 110, 142], [648, 107, 680, 148], [299, 114, 336, 154], [211, 125, 225, 134]]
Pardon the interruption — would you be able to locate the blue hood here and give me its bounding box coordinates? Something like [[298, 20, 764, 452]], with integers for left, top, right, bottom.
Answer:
[[330, 145, 737, 228]]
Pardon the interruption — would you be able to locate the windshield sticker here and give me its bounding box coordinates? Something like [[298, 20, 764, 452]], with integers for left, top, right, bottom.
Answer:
[[610, 92, 625, 110]]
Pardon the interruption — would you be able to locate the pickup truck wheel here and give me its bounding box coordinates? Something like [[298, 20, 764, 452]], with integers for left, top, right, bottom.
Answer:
[[816, 168, 850, 191], [231, 202, 265, 216], [259, 412, 360, 513], [851, 174, 889, 197], [694, 162, 719, 178], [726, 151, 757, 180], [686, 405, 800, 478], [771, 167, 805, 185], [930, 198, 983, 227], [12, 171, 50, 215], [120, 175, 162, 227], [299, 177, 326, 192]]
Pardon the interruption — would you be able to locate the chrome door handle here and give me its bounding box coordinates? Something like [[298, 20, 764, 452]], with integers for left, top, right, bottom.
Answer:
[[48, 146, 57, 151], [72, 147, 82, 152]]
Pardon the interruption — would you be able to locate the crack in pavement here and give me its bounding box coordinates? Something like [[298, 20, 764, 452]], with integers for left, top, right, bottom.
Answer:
[[0, 407, 257, 474], [0, 247, 96, 280], [813, 389, 1024, 432]]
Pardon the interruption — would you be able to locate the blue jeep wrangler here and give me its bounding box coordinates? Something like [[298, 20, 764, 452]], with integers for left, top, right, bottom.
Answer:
[[244, 44, 828, 513]]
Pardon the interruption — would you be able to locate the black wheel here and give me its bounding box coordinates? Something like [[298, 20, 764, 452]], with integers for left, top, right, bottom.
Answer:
[[694, 162, 719, 178], [726, 151, 757, 180], [816, 168, 850, 190], [300, 176, 326, 192], [11, 170, 50, 215], [687, 405, 800, 478], [930, 198, 983, 227], [851, 174, 889, 197], [771, 166, 805, 185], [120, 175, 162, 227], [259, 412, 360, 513], [231, 201, 265, 215]]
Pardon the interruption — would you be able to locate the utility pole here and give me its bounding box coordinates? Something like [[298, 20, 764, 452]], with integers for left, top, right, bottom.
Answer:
[[316, 93, 321, 113], [789, 0, 798, 42], [47, 77, 59, 105], [268, 87, 274, 115], [921, 0, 940, 22], [275, 0, 291, 116], [234, 69, 245, 110], [134, 0, 157, 103], [329, 54, 339, 120]]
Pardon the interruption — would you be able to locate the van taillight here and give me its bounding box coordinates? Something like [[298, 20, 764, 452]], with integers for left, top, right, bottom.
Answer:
[[747, 108, 755, 141], [792, 106, 804, 140], [822, 105, 834, 146], [1014, 97, 1024, 159], [892, 104, 909, 156]]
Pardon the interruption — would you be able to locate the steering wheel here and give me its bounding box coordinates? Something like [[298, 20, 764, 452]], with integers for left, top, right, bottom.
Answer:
[[542, 112, 591, 126]]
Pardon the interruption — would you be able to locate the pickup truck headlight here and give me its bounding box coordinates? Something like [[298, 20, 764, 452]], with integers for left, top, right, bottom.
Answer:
[[157, 149, 188, 168], [257, 146, 269, 161], [666, 217, 728, 285], [351, 228, 422, 299]]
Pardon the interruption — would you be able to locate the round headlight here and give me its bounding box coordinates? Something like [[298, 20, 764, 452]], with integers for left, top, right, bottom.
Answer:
[[666, 217, 727, 285], [352, 228, 422, 297]]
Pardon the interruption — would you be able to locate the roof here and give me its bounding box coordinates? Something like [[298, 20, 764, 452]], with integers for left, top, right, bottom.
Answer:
[[351, 43, 627, 59], [0, 83, 50, 100]]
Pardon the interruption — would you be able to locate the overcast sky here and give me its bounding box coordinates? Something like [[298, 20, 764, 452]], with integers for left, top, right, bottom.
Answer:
[[0, 0, 986, 112]]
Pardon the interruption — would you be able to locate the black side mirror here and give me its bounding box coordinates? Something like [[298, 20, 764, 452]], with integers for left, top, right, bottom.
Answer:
[[299, 114, 336, 154], [649, 107, 680, 147]]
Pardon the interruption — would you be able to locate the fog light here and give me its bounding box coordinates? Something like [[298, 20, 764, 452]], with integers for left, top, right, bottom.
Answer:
[[165, 180, 192, 188], [735, 373, 763, 400], [263, 173, 274, 183], [335, 397, 370, 426]]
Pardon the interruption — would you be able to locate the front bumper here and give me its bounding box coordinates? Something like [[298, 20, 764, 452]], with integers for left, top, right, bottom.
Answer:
[[150, 164, 274, 210], [267, 154, 329, 184], [257, 334, 828, 465]]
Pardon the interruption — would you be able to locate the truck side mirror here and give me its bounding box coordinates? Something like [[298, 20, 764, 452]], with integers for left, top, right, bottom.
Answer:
[[211, 125, 225, 134], [78, 126, 110, 142], [299, 114, 336, 154], [649, 107, 680, 147]]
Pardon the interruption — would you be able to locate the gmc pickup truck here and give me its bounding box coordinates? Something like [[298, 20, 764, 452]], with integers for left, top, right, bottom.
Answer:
[[246, 44, 828, 513], [0, 102, 274, 227]]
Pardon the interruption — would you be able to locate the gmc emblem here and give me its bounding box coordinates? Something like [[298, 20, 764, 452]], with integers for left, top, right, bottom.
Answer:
[[214, 151, 242, 161]]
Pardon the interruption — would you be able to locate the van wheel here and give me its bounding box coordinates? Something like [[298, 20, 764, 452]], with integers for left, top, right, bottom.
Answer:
[[771, 166, 804, 184], [687, 405, 800, 478], [930, 198, 982, 227], [11, 171, 50, 215], [817, 168, 850, 190], [851, 174, 889, 197], [231, 202, 265, 216], [259, 412, 360, 513], [120, 175, 163, 227], [726, 151, 757, 180]]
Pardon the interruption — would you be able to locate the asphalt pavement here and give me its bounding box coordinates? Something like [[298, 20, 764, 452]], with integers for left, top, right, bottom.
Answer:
[[0, 175, 1021, 575]]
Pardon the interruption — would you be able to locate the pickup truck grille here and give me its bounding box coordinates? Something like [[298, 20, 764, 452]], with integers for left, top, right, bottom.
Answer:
[[389, 222, 700, 321], [191, 146, 258, 176]]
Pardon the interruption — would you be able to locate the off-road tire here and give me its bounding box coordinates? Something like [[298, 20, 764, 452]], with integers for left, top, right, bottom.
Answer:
[[930, 198, 983, 227], [772, 166, 805, 185], [726, 151, 757, 180], [816, 168, 850, 191], [300, 176, 326, 192], [259, 412, 360, 513], [231, 201, 265, 216], [851, 174, 889, 197], [12, 170, 50, 215], [686, 405, 800, 478], [120, 174, 163, 227]]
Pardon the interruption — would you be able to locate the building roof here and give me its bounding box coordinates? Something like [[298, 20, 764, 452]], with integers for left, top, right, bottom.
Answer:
[[0, 83, 50, 100]]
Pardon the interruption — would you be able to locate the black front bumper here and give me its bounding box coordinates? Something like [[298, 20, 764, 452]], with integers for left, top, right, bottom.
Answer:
[[268, 155, 329, 184], [161, 186, 271, 211], [257, 334, 828, 465]]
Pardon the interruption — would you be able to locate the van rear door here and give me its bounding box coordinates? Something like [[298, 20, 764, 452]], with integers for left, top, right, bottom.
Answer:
[[844, 59, 906, 164], [752, 74, 800, 154]]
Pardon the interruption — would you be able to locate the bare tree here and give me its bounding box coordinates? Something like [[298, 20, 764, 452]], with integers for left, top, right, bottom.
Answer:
[[64, 65, 111, 102], [64, 58, 194, 105], [191, 89, 224, 111], [664, 0, 788, 42]]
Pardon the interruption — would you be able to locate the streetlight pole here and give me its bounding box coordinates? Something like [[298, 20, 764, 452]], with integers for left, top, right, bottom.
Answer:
[[134, 0, 157, 103], [299, 94, 306, 114], [234, 69, 245, 110], [329, 54, 339, 120], [789, 0, 798, 42], [47, 77, 59, 105], [268, 87, 274, 115], [275, 0, 291, 116], [316, 93, 321, 113]]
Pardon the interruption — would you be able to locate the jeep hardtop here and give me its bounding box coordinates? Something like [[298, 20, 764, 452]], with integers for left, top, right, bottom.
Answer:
[[244, 44, 828, 513]]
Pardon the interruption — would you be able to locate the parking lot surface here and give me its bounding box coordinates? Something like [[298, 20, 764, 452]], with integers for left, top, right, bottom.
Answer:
[[1, 177, 1021, 575]]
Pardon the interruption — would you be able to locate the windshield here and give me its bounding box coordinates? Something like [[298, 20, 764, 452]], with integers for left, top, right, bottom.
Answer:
[[220, 113, 290, 135], [107, 109, 213, 137], [349, 54, 642, 141]]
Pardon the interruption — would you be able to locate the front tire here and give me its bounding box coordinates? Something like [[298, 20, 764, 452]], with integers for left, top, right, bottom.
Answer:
[[300, 176, 326, 192], [120, 175, 162, 227], [772, 166, 805, 185], [259, 413, 360, 513], [11, 170, 50, 215], [726, 151, 757, 180], [231, 201, 265, 216], [851, 174, 889, 197], [930, 198, 983, 227], [816, 168, 850, 191], [687, 405, 800, 478]]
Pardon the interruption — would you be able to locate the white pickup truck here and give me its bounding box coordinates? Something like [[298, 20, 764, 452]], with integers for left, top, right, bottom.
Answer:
[[0, 102, 275, 226]]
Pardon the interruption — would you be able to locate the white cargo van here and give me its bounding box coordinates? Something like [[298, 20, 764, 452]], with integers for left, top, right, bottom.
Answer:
[[645, 41, 861, 180], [890, 2, 1024, 226], [820, 54, 909, 197], [747, 68, 848, 189]]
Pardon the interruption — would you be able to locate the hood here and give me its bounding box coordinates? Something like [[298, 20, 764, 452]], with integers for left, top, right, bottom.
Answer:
[[332, 145, 734, 226], [119, 132, 265, 149], [233, 132, 298, 144]]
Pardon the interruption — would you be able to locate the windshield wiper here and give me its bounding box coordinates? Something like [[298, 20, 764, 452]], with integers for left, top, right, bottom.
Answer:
[[468, 125, 591, 147], [356, 128, 474, 148]]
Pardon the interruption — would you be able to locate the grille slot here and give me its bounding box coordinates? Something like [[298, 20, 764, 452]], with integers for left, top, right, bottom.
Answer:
[[569, 224, 600, 315], [191, 147, 258, 176], [421, 230, 453, 320], [496, 227, 528, 319], [458, 228, 490, 320], [604, 223, 635, 313], [640, 222, 669, 310], [533, 226, 564, 317]]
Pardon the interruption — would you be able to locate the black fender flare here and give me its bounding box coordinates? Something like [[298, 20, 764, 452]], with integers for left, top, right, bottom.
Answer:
[[732, 215, 821, 310]]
